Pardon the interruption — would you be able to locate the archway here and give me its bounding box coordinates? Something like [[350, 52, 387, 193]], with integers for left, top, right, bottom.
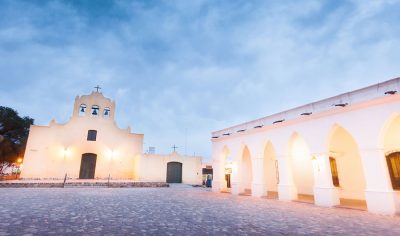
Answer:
[[263, 141, 278, 198], [79, 153, 97, 179], [328, 125, 366, 209], [240, 146, 253, 195], [383, 114, 400, 191], [166, 162, 183, 183], [288, 133, 314, 202]]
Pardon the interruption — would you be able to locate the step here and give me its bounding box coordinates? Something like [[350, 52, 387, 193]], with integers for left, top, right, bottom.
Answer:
[[0, 182, 169, 188]]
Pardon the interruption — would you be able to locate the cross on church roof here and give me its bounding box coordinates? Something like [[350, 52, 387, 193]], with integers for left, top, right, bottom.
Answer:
[[94, 85, 101, 92], [172, 145, 178, 152]]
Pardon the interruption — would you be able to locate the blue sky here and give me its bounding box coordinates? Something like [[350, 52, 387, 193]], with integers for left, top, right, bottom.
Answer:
[[1, 0, 400, 160]]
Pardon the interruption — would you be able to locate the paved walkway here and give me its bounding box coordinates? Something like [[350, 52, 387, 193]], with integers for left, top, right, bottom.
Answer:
[[0, 186, 399, 235]]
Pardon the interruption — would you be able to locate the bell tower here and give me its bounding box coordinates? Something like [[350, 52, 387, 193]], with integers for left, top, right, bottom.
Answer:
[[72, 87, 116, 120]]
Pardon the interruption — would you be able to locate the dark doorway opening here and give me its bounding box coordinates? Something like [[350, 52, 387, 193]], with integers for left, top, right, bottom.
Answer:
[[329, 157, 340, 187], [225, 174, 231, 188], [386, 152, 400, 190], [166, 162, 183, 183], [79, 153, 97, 179]]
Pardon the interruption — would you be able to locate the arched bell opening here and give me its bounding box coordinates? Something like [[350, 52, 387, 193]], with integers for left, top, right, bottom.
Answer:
[[91, 105, 100, 117], [79, 104, 87, 116]]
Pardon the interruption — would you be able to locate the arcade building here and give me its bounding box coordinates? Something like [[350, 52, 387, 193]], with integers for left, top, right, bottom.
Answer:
[[212, 77, 400, 215]]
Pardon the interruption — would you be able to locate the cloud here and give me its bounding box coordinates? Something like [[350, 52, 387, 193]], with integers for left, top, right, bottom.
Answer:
[[0, 0, 400, 160]]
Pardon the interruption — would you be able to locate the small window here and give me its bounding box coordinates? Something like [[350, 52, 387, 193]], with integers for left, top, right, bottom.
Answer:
[[91, 105, 99, 117], [104, 107, 110, 118], [386, 152, 400, 190], [329, 157, 340, 187], [87, 130, 97, 141], [79, 104, 87, 116]]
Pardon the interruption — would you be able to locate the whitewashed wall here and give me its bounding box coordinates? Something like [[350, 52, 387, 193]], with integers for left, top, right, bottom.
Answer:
[[140, 153, 202, 185]]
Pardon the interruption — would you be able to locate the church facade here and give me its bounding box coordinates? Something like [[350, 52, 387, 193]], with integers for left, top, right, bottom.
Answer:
[[21, 91, 202, 185], [212, 77, 400, 215]]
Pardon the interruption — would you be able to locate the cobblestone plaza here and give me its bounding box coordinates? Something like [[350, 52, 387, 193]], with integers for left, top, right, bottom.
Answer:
[[0, 186, 399, 235]]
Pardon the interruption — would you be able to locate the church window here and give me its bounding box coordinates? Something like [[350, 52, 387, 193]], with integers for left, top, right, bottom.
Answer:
[[104, 107, 110, 118], [329, 157, 340, 187], [386, 152, 400, 190], [79, 104, 87, 116], [91, 105, 100, 117], [87, 130, 97, 141]]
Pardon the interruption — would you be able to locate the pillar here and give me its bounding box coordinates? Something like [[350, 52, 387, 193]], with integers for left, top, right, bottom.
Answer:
[[211, 160, 224, 193], [230, 156, 240, 195], [251, 157, 266, 197], [277, 155, 297, 201], [312, 153, 340, 207], [361, 148, 398, 215], [231, 165, 240, 195]]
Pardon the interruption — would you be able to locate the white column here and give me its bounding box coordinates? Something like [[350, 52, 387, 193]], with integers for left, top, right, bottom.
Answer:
[[361, 148, 398, 215], [230, 159, 240, 195], [211, 160, 224, 193], [312, 153, 340, 207], [277, 155, 297, 201], [251, 157, 266, 197]]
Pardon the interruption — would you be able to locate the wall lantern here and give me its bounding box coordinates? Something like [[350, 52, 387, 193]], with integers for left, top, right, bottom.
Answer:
[[108, 149, 117, 160], [272, 119, 285, 124], [333, 103, 348, 107], [62, 148, 71, 159], [225, 162, 233, 174], [384, 90, 397, 95], [311, 156, 320, 172]]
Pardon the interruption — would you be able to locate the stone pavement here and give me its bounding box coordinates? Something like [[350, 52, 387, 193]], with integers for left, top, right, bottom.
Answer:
[[0, 186, 399, 235]]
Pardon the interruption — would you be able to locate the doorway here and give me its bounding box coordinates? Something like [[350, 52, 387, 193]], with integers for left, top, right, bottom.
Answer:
[[79, 153, 97, 179], [166, 162, 183, 183], [225, 174, 231, 188]]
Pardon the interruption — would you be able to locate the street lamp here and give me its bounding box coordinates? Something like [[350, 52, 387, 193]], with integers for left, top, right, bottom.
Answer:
[[14, 157, 23, 179]]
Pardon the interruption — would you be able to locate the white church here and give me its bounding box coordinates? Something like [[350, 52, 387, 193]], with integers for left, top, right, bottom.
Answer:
[[21, 89, 202, 185], [212, 77, 400, 215]]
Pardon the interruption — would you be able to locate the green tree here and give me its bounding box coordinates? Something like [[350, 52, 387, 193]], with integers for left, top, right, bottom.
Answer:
[[0, 106, 34, 174]]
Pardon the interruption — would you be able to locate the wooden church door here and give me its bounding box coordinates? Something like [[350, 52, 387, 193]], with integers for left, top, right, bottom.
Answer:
[[166, 162, 183, 183], [79, 153, 97, 179]]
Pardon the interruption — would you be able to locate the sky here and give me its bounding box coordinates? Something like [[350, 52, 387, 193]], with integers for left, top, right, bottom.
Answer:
[[1, 0, 400, 160]]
